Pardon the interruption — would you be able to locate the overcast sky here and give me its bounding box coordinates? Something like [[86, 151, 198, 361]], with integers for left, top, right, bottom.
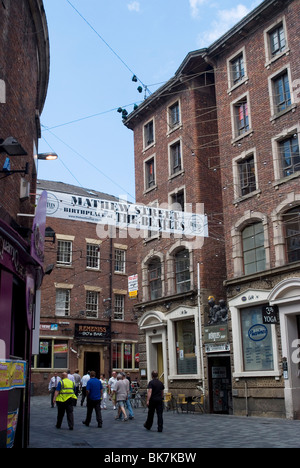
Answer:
[[38, 0, 261, 201]]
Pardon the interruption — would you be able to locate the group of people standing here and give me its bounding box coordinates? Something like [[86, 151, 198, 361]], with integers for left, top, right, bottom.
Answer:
[[48, 369, 164, 432]]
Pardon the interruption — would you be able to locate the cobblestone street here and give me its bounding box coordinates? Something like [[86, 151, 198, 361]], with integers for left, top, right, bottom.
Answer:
[[29, 396, 300, 449]]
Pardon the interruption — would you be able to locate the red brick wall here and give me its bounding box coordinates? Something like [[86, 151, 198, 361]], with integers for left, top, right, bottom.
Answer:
[[131, 73, 227, 302], [214, 0, 300, 280], [0, 0, 41, 223]]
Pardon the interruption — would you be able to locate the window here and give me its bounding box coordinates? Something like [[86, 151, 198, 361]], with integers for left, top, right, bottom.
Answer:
[[123, 344, 133, 370], [57, 240, 72, 265], [115, 249, 126, 273], [168, 101, 180, 130], [273, 72, 291, 114], [145, 158, 155, 190], [55, 289, 71, 317], [112, 343, 122, 369], [176, 319, 197, 375], [264, 18, 289, 66], [86, 290, 99, 318], [238, 155, 256, 197], [231, 54, 245, 85], [144, 120, 154, 147], [269, 24, 286, 57], [170, 141, 182, 175], [112, 343, 139, 370], [235, 99, 249, 137], [86, 243, 100, 270], [241, 307, 274, 372], [148, 258, 162, 300], [280, 135, 300, 178], [170, 189, 185, 211], [284, 207, 300, 264], [35, 340, 68, 369], [175, 250, 190, 293], [242, 223, 266, 275], [114, 294, 125, 320]]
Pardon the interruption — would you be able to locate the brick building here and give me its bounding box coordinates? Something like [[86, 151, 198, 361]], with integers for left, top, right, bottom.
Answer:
[[31, 180, 139, 395], [0, 0, 50, 447], [125, 0, 300, 418], [124, 51, 228, 412], [203, 0, 300, 418]]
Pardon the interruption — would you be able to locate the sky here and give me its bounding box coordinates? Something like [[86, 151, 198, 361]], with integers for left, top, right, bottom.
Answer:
[[38, 0, 261, 202]]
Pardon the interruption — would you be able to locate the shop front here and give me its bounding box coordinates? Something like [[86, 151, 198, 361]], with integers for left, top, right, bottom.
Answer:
[[75, 324, 109, 378], [269, 278, 300, 419], [0, 192, 46, 448], [139, 305, 203, 393], [229, 288, 284, 418], [204, 324, 232, 414]]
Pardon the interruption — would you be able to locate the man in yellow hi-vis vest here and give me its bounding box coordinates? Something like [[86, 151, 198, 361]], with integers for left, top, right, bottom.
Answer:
[[53, 372, 77, 430]]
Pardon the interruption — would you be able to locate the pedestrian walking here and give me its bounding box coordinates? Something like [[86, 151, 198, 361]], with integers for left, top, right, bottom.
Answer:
[[108, 371, 117, 410], [100, 374, 108, 409], [73, 369, 81, 399], [123, 373, 134, 420], [144, 371, 164, 433], [81, 371, 90, 406], [53, 372, 77, 430], [113, 373, 129, 421], [48, 373, 61, 408], [82, 371, 103, 428]]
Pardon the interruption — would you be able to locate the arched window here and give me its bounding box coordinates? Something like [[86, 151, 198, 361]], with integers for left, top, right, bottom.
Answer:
[[242, 223, 266, 275], [148, 258, 162, 300], [284, 207, 300, 264], [175, 249, 190, 293]]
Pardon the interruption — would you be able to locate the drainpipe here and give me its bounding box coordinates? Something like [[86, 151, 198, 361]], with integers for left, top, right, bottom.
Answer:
[[197, 263, 205, 408], [245, 380, 249, 417]]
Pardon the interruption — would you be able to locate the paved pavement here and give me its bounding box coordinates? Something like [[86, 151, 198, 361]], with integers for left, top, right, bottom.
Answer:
[[29, 396, 300, 449]]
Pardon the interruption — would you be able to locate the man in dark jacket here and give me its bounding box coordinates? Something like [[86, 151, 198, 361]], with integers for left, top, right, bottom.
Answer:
[[144, 371, 164, 432]]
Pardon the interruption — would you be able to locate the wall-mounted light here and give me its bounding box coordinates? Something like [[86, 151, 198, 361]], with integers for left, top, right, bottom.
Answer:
[[0, 136, 27, 156]]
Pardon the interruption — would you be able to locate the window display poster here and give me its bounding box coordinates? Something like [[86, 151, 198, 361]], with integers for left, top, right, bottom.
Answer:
[[7, 410, 19, 448], [241, 307, 274, 372], [0, 360, 27, 391]]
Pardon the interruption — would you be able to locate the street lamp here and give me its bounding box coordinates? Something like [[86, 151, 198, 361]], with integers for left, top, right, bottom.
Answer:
[[37, 152, 58, 161]]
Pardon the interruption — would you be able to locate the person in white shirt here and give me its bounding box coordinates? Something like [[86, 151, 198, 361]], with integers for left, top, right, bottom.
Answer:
[[81, 371, 90, 406], [48, 373, 61, 408], [108, 371, 117, 410]]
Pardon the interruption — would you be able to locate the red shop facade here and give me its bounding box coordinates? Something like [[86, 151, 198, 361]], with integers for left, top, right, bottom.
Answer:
[[0, 192, 47, 448]]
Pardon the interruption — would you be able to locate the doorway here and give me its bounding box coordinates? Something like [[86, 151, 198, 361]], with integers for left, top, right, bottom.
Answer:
[[156, 343, 164, 384], [84, 352, 101, 378], [208, 356, 232, 414]]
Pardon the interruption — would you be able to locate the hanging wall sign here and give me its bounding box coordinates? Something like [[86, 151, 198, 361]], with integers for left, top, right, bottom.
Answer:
[[262, 305, 279, 324]]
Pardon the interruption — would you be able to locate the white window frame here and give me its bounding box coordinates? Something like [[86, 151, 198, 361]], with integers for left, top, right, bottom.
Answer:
[[56, 236, 74, 266], [114, 248, 126, 274], [86, 240, 101, 270], [229, 289, 280, 379], [167, 306, 202, 381], [85, 289, 99, 319], [114, 294, 125, 321], [55, 286, 73, 317]]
